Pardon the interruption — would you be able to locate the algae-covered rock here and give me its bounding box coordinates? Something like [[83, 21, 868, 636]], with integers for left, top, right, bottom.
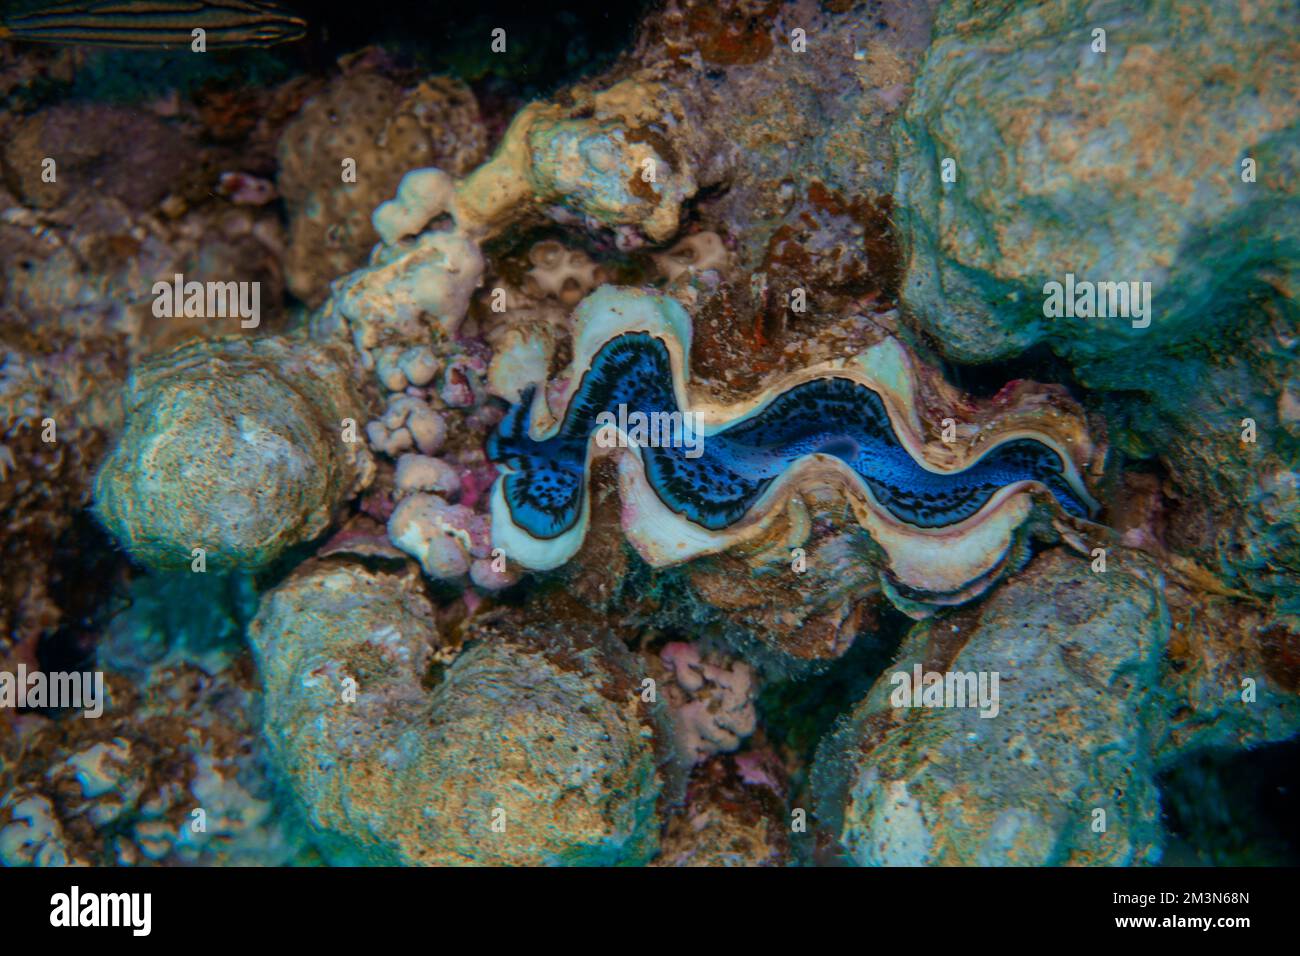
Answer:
[[250, 559, 672, 865], [1107, 348, 1300, 609], [1155, 587, 1300, 763], [894, 0, 1300, 367], [94, 335, 374, 571], [813, 548, 1166, 865], [893, 0, 1300, 609]]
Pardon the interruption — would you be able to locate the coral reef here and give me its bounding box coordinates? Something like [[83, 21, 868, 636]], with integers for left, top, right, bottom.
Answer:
[[0, 310, 123, 654], [1, 93, 293, 358], [3, 0, 1298, 873], [894, 0, 1298, 368], [5, 104, 187, 212], [813, 545, 1300, 865], [451, 75, 698, 244]]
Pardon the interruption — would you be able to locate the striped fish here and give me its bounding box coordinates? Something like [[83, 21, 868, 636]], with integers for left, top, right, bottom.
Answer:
[[0, 0, 306, 48]]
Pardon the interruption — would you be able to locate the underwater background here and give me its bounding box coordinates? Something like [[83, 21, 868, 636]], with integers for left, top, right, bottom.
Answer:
[[1, 0, 1298, 867]]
